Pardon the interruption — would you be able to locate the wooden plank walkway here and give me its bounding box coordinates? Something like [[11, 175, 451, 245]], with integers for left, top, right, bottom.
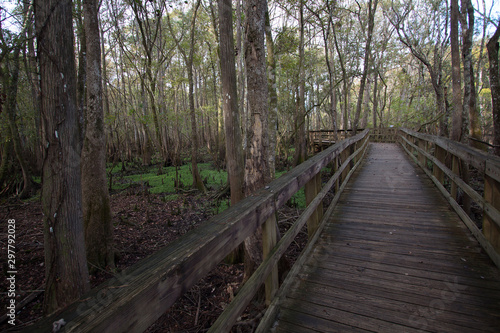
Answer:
[[271, 143, 500, 332]]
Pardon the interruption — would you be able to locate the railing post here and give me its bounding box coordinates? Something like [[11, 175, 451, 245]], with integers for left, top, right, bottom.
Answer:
[[305, 173, 321, 239], [418, 139, 426, 167], [484, 173, 500, 255], [433, 145, 446, 185], [451, 155, 460, 200], [341, 148, 350, 184], [334, 156, 340, 193], [316, 172, 324, 223], [262, 214, 278, 305]]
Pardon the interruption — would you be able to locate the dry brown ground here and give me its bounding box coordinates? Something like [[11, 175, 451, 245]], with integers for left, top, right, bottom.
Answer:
[[1, 188, 306, 332]]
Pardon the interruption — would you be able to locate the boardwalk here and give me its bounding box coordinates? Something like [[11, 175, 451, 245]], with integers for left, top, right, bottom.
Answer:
[[272, 143, 500, 332]]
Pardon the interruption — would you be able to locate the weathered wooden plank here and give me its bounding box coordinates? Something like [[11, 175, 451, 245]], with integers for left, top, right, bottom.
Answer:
[[293, 279, 498, 323], [275, 308, 372, 333], [255, 136, 370, 333], [267, 143, 500, 332]]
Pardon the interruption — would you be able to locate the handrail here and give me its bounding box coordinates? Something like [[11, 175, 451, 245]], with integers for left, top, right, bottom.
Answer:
[[399, 128, 500, 268], [24, 130, 370, 332], [212, 130, 370, 332], [370, 127, 398, 142]]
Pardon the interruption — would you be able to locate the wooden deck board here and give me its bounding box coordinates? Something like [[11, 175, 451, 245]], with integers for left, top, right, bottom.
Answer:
[[270, 143, 500, 332]]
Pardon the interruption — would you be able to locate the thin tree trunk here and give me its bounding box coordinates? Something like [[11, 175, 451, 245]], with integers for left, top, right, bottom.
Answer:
[[36, 0, 90, 314], [450, 0, 463, 141], [487, 23, 500, 155], [353, 0, 377, 134], [265, 5, 278, 178], [5, 42, 35, 199], [373, 72, 378, 128], [187, 0, 205, 193], [333, 22, 348, 131], [218, 0, 246, 264], [461, 0, 481, 147], [82, 0, 115, 273], [294, 0, 307, 166], [244, 0, 270, 278]]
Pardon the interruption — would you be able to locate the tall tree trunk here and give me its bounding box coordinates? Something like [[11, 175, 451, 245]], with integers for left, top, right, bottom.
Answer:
[[218, 0, 246, 264], [244, 0, 270, 278], [25, 0, 43, 173], [219, 0, 245, 205], [4, 42, 35, 199], [187, 0, 205, 193], [373, 72, 378, 128], [236, 0, 246, 150], [82, 0, 115, 273], [461, 0, 481, 147], [36, 0, 90, 314], [294, 0, 307, 166], [333, 23, 348, 130], [353, 0, 377, 134], [325, 1, 338, 136], [265, 5, 278, 178], [487, 23, 500, 155], [450, 0, 463, 141]]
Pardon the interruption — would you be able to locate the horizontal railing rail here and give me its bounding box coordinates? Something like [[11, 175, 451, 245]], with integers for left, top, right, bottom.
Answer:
[[399, 128, 500, 268], [370, 127, 398, 143], [25, 130, 370, 333]]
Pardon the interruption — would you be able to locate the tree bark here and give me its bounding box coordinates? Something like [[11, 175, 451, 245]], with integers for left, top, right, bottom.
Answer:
[[332, 23, 349, 130], [187, 0, 206, 193], [450, 0, 463, 141], [265, 5, 278, 179], [218, 0, 245, 205], [4, 42, 35, 199], [218, 0, 246, 264], [244, 0, 270, 278], [294, 0, 307, 166], [461, 0, 481, 147], [35, 0, 90, 314], [82, 0, 115, 273], [353, 0, 377, 134], [487, 23, 500, 155]]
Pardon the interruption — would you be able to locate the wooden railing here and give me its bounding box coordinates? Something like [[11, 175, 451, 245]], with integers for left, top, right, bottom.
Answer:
[[399, 128, 500, 268], [370, 127, 398, 142], [309, 128, 397, 149], [309, 129, 366, 151], [25, 130, 370, 333]]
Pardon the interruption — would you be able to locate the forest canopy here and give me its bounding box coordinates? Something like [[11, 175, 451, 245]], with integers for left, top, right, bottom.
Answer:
[[1, 0, 499, 193]]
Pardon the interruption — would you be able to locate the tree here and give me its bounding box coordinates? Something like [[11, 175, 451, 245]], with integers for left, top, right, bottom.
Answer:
[[0, 4, 36, 199], [218, 0, 245, 264], [450, 0, 463, 141], [82, 0, 115, 272], [244, 0, 271, 277], [265, 3, 279, 178], [389, 0, 450, 136], [168, 0, 206, 193], [460, 0, 481, 146], [35, 0, 90, 314], [353, 0, 378, 134], [218, 0, 245, 205], [2, 38, 35, 199], [487, 22, 500, 155], [293, 0, 307, 166]]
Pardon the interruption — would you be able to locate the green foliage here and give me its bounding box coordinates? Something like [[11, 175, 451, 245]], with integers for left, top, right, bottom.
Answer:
[[108, 162, 227, 194]]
